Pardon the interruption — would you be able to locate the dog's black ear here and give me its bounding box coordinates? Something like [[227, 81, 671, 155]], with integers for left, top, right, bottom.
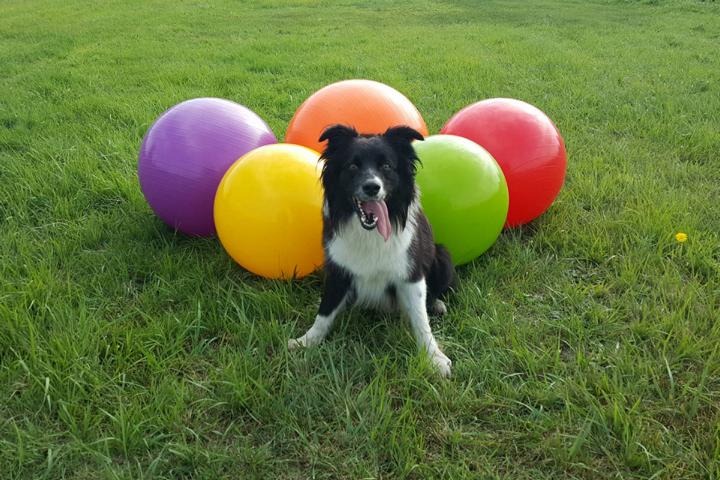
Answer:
[[383, 126, 423, 176], [383, 126, 424, 143], [319, 124, 359, 146]]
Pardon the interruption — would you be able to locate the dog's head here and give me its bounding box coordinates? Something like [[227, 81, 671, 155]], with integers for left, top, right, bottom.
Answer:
[[319, 125, 424, 240]]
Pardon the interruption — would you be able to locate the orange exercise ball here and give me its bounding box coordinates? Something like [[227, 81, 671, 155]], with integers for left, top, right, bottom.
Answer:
[[285, 79, 429, 152]]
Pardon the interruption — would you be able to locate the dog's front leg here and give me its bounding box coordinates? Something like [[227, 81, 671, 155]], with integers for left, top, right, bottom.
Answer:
[[397, 280, 452, 377], [288, 266, 351, 350]]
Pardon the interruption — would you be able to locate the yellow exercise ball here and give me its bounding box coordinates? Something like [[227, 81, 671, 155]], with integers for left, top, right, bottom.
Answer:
[[214, 143, 324, 279]]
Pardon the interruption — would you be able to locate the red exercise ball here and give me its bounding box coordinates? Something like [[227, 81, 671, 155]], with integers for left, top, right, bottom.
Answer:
[[441, 98, 567, 227]]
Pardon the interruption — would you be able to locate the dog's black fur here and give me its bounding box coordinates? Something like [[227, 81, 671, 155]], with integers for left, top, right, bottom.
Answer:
[[318, 124, 455, 313]]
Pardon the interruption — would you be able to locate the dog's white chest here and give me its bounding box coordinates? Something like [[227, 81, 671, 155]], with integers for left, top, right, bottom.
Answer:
[[327, 218, 415, 307]]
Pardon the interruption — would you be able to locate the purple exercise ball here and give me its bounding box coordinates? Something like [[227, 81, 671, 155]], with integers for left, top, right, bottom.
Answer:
[[138, 98, 277, 236]]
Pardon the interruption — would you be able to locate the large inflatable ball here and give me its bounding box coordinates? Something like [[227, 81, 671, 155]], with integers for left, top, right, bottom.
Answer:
[[138, 98, 277, 236], [442, 98, 566, 227], [414, 135, 509, 265], [214, 144, 324, 279], [285, 79, 428, 153]]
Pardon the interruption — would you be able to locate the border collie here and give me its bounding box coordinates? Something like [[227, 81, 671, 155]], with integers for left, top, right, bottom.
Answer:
[[288, 125, 456, 377]]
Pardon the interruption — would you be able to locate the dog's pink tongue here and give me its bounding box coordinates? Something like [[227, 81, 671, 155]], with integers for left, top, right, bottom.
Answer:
[[363, 200, 391, 241]]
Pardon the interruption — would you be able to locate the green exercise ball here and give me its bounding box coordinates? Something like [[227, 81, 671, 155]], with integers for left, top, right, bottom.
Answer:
[[414, 135, 509, 265]]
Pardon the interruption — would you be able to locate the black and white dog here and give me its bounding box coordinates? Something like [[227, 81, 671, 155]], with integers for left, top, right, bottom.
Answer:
[[288, 125, 456, 377]]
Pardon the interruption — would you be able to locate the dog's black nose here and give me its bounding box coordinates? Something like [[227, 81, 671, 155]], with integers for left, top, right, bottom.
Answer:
[[362, 181, 381, 197]]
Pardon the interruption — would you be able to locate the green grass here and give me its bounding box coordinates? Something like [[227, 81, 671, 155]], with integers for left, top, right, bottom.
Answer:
[[1, 0, 720, 478]]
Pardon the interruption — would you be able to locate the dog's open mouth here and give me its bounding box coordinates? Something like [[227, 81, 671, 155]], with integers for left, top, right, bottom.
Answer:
[[353, 197, 378, 230], [353, 198, 392, 241]]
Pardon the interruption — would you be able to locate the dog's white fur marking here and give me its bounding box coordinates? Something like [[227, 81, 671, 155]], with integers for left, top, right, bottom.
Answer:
[[290, 199, 452, 377], [288, 295, 347, 349], [397, 280, 452, 377], [327, 201, 417, 308], [366, 171, 386, 199], [431, 299, 447, 316]]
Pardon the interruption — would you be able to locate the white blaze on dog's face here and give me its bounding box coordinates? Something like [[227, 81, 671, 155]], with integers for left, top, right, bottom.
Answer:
[[344, 137, 400, 240]]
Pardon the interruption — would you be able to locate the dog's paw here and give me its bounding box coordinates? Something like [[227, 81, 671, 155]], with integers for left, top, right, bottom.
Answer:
[[431, 350, 452, 378], [288, 337, 306, 350], [430, 299, 448, 317], [288, 334, 323, 350]]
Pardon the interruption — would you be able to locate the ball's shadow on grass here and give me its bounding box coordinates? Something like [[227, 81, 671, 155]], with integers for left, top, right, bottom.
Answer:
[[452, 218, 542, 279]]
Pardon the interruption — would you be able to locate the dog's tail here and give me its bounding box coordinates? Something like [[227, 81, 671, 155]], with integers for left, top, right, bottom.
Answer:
[[428, 243, 457, 300]]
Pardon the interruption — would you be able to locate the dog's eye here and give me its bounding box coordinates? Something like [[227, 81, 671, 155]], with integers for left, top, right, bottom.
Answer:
[[381, 163, 392, 171], [348, 164, 359, 172]]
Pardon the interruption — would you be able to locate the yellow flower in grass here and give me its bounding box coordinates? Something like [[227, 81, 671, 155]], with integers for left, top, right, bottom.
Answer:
[[675, 232, 688, 243]]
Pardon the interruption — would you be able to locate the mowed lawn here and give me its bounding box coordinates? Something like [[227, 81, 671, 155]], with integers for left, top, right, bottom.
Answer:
[[2, 0, 720, 478]]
